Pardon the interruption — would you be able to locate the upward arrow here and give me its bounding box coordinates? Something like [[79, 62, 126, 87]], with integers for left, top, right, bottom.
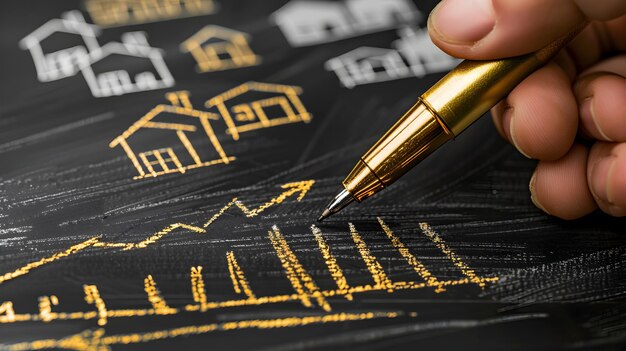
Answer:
[[202, 180, 315, 226], [238, 180, 315, 217], [278, 180, 316, 202], [0, 180, 317, 286]]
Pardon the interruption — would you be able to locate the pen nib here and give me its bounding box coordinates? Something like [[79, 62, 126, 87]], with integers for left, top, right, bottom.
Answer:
[[318, 209, 331, 222], [317, 188, 355, 222]]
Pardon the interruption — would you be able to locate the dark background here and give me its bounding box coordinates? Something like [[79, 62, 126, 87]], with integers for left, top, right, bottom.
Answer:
[[0, 1, 625, 350]]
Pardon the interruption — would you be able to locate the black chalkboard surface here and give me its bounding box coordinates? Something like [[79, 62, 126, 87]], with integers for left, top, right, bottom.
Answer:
[[0, 1, 624, 350]]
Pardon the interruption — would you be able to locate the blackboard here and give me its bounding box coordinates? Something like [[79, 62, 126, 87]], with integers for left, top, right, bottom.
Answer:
[[0, 1, 625, 350]]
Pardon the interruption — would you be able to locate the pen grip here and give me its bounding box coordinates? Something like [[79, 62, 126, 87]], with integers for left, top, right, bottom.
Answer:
[[422, 23, 586, 136], [421, 54, 542, 135]]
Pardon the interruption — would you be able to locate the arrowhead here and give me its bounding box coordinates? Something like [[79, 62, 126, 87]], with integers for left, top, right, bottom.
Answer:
[[280, 180, 315, 201]]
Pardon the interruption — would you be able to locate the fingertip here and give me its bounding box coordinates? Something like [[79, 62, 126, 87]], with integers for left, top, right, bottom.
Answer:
[[491, 102, 509, 141], [531, 144, 596, 219], [428, 0, 584, 59], [529, 171, 550, 215], [588, 142, 626, 216], [506, 64, 578, 160], [608, 151, 626, 208], [428, 0, 495, 46], [575, 73, 626, 142]]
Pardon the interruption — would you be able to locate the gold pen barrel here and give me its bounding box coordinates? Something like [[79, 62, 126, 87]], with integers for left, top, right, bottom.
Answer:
[[425, 21, 585, 134], [343, 100, 451, 201], [342, 26, 582, 202], [422, 52, 546, 135]]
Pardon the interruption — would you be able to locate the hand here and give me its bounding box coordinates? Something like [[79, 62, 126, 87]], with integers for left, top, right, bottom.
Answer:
[[428, 0, 626, 219]]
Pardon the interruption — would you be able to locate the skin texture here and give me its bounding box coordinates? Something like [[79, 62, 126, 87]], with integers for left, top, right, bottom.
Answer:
[[428, 0, 626, 219]]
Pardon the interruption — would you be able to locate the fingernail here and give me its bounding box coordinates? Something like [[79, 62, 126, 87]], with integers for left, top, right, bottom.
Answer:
[[429, 0, 495, 44], [590, 155, 617, 204], [504, 108, 532, 159], [605, 204, 626, 217], [501, 106, 513, 141], [580, 97, 613, 141], [529, 171, 550, 214]]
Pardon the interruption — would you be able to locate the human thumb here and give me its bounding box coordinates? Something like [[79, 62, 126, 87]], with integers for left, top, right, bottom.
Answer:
[[427, 0, 590, 60]]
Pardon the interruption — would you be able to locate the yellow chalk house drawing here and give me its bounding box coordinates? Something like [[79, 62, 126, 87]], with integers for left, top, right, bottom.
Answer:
[[206, 82, 312, 140], [109, 90, 235, 180], [85, 0, 217, 27], [180, 25, 261, 72]]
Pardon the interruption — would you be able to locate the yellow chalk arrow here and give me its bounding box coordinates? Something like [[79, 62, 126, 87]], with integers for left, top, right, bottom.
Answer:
[[0, 180, 316, 286]]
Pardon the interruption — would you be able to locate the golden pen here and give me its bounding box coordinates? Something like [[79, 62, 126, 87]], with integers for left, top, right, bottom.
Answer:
[[318, 24, 587, 221]]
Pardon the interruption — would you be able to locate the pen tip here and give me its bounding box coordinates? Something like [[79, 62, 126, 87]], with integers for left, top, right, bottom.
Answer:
[[318, 188, 355, 222], [318, 209, 331, 222]]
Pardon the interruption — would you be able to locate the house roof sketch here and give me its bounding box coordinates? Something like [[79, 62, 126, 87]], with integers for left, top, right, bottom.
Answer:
[[82, 32, 165, 65], [271, 0, 422, 47], [271, 1, 347, 19], [346, 0, 422, 28], [205, 82, 303, 106], [271, 1, 352, 46], [180, 25, 251, 51], [18, 11, 100, 51], [325, 46, 411, 88], [326, 46, 404, 65], [109, 104, 220, 148]]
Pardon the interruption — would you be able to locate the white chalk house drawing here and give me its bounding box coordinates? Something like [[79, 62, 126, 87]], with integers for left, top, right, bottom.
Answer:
[[109, 91, 234, 180], [325, 47, 411, 88], [18, 11, 100, 82], [325, 27, 460, 88], [79, 32, 175, 97], [19, 11, 175, 98], [272, 0, 422, 47], [180, 25, 261, 73]]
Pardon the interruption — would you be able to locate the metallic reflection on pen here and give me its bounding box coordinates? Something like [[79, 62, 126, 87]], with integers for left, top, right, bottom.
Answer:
[[319, 23, 588, 221]]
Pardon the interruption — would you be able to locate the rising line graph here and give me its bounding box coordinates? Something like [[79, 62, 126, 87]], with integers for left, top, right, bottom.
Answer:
[[0, 180, 316, 286], [0, 179, 500, 351]]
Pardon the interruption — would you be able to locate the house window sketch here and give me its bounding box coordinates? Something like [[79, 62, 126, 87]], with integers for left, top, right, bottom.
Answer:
[[109, 91, 234, 180], [111, 83, 311, 179], [19, 11, 175, 98], [84, 0, 218, 27], [272, 0, 422, 47], [180, 25, 260, 73], [205, 82, 312, 141], [137, 148, 185, 176], [325, 27, 460, 88]]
